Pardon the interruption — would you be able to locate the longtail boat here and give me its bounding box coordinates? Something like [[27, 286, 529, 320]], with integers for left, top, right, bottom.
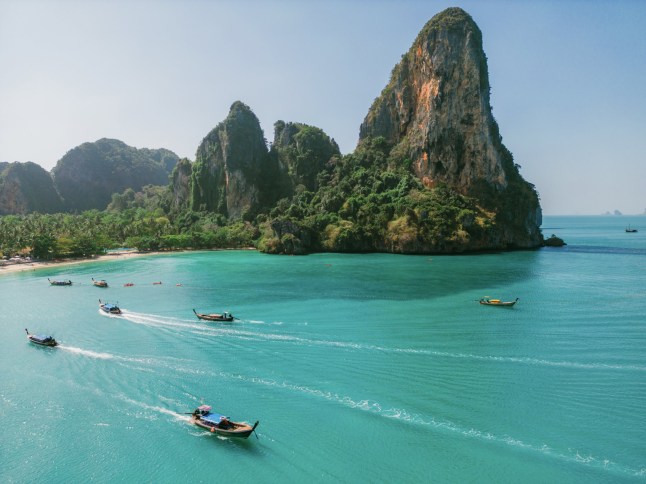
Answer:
[[48, 278, 72, 286], [193, 309, 235, 322], [92, 278, 108, 288], [190, 405, 258, 439], [25, 328, 58, 347], [479, 297, 519, 307], [99, 299, 122, 315]]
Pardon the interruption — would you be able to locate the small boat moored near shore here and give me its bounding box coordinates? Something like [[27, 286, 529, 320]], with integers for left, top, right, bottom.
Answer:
[[190, 405, 258, 439], [92, 278, 108, 288], [193, 309, 236, 322], [25, 328, 58, 347], [48, 278, 72, 286], [479, 297, 519, 307], [99, 299, 122, 315]]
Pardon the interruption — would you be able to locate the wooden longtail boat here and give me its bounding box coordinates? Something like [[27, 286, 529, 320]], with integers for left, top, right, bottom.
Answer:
[[190, 405, 259, 439], [193, 309, 235, 322], [25, 328, 58, 347], [48, 278, 72, 286], [479, 297, 519, 307], [92, 278, 108, 288], [99, 299, 122, 315]]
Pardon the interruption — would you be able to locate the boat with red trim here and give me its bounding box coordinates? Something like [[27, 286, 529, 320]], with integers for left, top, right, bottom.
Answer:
[[193, 309, 235, 322]]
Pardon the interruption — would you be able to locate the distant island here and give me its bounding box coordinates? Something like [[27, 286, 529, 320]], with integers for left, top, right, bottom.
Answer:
[[0, 7, 543, 261]]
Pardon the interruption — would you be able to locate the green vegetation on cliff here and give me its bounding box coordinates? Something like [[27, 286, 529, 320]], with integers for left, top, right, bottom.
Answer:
[[256, 137, 503, 254]]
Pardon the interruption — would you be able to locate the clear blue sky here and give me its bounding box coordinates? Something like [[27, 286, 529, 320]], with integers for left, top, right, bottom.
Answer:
[[1, 0, 645, 215]]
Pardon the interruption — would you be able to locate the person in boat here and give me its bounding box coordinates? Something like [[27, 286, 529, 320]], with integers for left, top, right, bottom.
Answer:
[[218, 416, 232, 429]]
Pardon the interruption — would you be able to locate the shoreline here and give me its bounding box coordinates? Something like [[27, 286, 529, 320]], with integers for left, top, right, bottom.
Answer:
[[0, 247, 258, 277], [0, 250, 165, 277]]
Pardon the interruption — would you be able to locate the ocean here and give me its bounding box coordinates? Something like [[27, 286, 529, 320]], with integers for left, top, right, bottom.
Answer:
[[1, 215, 644, 482]]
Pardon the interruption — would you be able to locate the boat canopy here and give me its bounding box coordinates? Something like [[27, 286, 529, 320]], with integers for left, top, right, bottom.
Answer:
[[103, 304, 118, 310], [201, 412, 229, 425]]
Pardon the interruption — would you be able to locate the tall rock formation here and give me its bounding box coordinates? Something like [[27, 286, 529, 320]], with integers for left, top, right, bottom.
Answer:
[[52, 138, 179, 212], [169, 158, 193, 211], [0, 162, 63, 215], [191, 102, 278, 219], [359, 7, 541, 247], [270, 121, 340, 194]]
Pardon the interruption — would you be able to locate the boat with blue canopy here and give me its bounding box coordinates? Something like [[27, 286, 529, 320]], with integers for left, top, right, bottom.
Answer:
[[25, 328, 58, 347], [99, 299, 122, 315], [190, 405, 258, 439]]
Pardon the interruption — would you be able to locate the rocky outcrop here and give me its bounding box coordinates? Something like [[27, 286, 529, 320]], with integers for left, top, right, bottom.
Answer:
[[52, 138, 178, 212], [190, 102, 279, 219], [359, 7, 542, 248], [270, 121, 340, 194], [0, 162, 63, 215], [170, 158, 193, 210]]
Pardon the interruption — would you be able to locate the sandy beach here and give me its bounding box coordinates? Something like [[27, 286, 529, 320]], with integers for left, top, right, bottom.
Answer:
[[0, 250, 160, 277]]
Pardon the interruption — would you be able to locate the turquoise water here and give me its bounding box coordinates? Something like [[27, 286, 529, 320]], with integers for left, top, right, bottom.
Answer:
[[1, 216, 645, 482]]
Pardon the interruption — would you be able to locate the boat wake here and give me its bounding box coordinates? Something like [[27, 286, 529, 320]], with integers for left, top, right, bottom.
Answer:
[[117, 394, 191, 423], [117, 311, 646, 373], [59, 345, 163, 366], [223, 371, 644, 478]]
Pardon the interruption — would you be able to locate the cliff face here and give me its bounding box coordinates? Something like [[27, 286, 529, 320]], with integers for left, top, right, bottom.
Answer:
[[52, 138, 178, 212], [170, 158, 193, 210], [191, 102, 276, 219], [359, 7, 541, 247], [270, 121, 340, 194], [0, 162, 63, 215]]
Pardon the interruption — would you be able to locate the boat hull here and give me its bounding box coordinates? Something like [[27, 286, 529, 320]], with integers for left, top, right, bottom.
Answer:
[[195, 314, 234, 322], [27, 335, 58, 347], [191, 417, 258, 439], [479, 299, 517, 307], [99, 300, 122, 315], [193, 309, 234, 322]]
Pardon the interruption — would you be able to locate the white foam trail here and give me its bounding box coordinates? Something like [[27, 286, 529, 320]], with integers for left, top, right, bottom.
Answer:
[[223, 372, 644, 477], [59, 346, 115, 360], [59, 345, 160, 365], [117, 395, 191, 423], [119, 312, 646, 372]]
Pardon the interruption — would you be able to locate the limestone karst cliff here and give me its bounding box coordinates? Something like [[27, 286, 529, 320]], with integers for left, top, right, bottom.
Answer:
[[190, 102, 279, 220], [270, 121, 340, 195], [359, 7, 542, 248], [0, 162, 63, 215], [2, 7, 543, 256], [52, 138, 179, 212]]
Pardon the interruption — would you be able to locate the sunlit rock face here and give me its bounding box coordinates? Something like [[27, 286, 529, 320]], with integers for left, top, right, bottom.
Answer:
[[360, 7, 542, 248]]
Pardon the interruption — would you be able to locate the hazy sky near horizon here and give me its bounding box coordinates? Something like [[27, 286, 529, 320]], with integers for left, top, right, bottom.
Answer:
[[1, 0, 645, 216]]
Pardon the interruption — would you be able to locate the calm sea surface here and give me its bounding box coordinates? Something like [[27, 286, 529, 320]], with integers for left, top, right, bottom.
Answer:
[[1, 215, 645, 483]]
